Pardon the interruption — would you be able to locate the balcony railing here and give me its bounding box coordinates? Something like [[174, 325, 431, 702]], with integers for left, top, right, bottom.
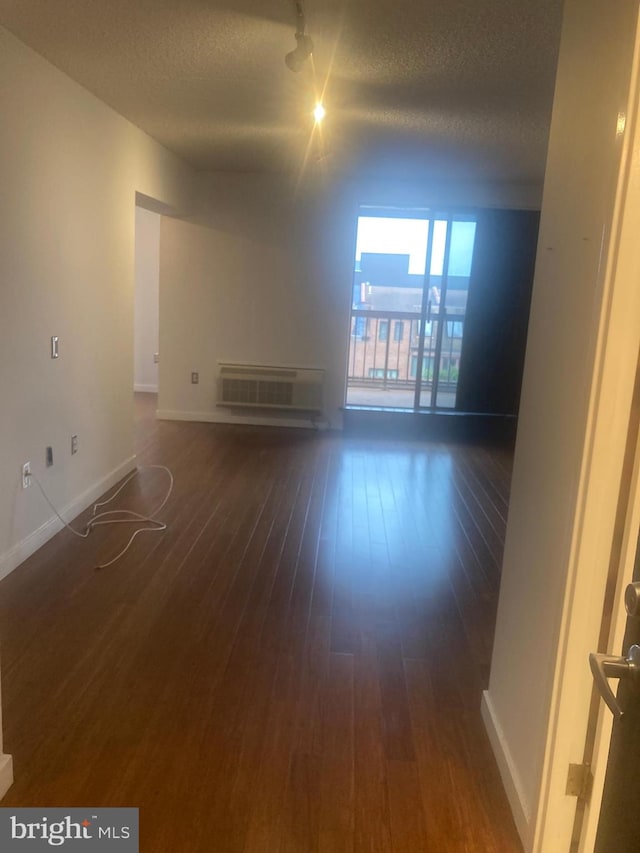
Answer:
[[346, 309, 465, 409]]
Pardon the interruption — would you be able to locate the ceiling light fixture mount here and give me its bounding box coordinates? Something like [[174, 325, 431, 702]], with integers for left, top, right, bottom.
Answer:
[[285, 1, 313, 72]]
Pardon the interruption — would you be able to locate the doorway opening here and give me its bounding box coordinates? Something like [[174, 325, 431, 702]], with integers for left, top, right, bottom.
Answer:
[[134, 205, 161, 396], [345, 208, 477, 411]]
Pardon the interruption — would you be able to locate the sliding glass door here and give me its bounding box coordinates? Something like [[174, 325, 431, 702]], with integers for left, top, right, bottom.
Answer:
[[346, 209, 477, 411]]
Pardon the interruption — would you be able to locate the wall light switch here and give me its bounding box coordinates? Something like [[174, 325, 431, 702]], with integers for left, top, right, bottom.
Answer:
[[153, 353, 160, 364], [71, 434, 78, 455], [191, 371, 199, 384], [51, 336, 59, 358]]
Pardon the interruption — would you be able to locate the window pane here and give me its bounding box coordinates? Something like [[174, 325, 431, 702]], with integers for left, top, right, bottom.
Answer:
[[435, 219, 476, 408], [430, 220, 448, 275], [346, 211, 477, 412], [355, 217, 430, 275], [448, 220, 477, 277]]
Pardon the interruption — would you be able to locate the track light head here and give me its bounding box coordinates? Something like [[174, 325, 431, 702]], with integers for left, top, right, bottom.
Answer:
[[285, 33, 313, 72]]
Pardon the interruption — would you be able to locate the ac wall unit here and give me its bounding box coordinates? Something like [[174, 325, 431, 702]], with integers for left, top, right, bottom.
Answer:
[[217, 363, 324, 414]]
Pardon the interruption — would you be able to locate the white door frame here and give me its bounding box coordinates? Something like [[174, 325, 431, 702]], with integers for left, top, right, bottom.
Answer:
[[532, 9, 640, 848], [579, 414, 640, 850]]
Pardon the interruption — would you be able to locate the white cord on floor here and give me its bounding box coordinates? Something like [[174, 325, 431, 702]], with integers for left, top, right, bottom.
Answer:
[[29, 465, 173, 569]]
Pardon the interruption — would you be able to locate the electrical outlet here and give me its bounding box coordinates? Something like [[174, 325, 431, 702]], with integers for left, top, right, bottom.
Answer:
[[46, 446, 53, 467], [191, 371, 199, 384], [71, 434, 78, 455], [22, 462, 31, 489], [153, 353, 159, 364]]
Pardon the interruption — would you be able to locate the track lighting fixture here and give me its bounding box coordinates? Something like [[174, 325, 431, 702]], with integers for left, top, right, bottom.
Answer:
[[285, 33, 313, 72], [285, 1, 313, 72]]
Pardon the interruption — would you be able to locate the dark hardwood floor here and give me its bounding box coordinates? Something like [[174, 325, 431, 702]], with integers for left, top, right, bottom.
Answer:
[[0, 393, 522, 852]]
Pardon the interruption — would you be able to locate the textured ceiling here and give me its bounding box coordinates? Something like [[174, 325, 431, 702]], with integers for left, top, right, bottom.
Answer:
[[0, 0, 564, 182]]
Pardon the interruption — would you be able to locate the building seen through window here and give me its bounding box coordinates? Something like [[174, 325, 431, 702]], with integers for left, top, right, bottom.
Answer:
[[347, 213, 476, 409]]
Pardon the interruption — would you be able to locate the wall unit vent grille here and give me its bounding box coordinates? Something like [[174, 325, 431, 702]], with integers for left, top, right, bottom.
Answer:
[[217, 363, 324, 414]]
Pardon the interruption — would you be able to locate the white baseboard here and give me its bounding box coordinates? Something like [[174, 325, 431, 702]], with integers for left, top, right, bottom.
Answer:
[[481, 691, 532, 850], [0, 753, 13, 800], [134, 384, 158, 393], [156, 408, 334, 430], [0, 456, 137, 584]]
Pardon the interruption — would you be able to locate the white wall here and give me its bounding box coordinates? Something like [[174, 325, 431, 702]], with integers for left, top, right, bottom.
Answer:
[[482, 1, 640, 849], [134, 207, 160, 392], [158, 172, 351, 428], [0, 26, 195, 795], [0, 26, 194, 578], [158, 171, 541, 429]]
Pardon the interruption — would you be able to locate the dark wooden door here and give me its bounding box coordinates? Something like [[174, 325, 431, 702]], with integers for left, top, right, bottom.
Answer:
[[594, 530, 640, 852]]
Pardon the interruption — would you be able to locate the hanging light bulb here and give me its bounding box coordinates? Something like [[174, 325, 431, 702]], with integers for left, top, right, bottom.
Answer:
[[313, 102, 326, 123]]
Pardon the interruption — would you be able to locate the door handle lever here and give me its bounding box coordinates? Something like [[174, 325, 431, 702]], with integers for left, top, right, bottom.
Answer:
[[589, 644, 640, 720]]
